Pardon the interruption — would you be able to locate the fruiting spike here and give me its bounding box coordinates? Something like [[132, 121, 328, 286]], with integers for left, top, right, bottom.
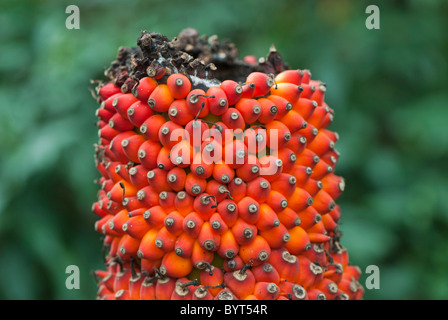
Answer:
[[91, 29, 363, 301]]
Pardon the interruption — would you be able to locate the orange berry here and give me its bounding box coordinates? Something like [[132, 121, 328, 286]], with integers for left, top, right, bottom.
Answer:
[[118, 234, 140, 258], [235, 98, 261, 124], [148, 84, 174, 112], [223, 255, 244, 272], [99, 124, 120, 141], [139, 277, 156, 300], [167, 167, 187, 192], [108, 180, 137, 203], [258, 155, 283, 181], [193, 193, 218, 220], [217, 199, 239, 227], [185, 172, 207, 196], [311, 83, 326, 105], [244, 126, 267, 155], [191, 239, 215, 268], [307, 105, 330, 129], [259, 223, 290, 249], [198, 221, 221, 252], [224, 139, 248, 169], [231, 218, 257, 246], [267, 95, 292, 119], [303, 178, 322, 197], [246, 72, 274, 97], [174, 191, 194, 216], [186, 89, 209, 117], [207, 86, 229, 115], [200, 266, 224, 296], [241, 82, 256, 99], [191, 153, 214, 179], [146, 168, 170, 193], [112, 93, 139, 119], [220, 80, 243, 105], [128, 165, 149, 189], [114, 289, 131, 300], [155, 277, 176, 300], [275, 69, 304, 85], [296, 206, 321, 230], [123, 215, 151, 240], [221, 108, 245, 130], [237, 196, 260, 224], [280, 109, 307, 133], [174, 232, 195, 258], [268, 249, 299, 283], [158, 120, 185, 149], [297, 256, 324, 289], [167, 73, 191, 99], [265, 190, 288, 213], [294, 98, 317, 120], [168, 99, 194, 125], [137, 229, 165, 260], [256, 203, 281, 231], [257, 98, 278, 124], [307, 129, 336, 156], [246, 177, 271, 203], [169, 140, 193, 169], [285, 132, 307, 155], [223, 267, 256, 300], [138, 140, 162, 170], [270, 173, 296, 198], [312, 190, 336, 215], [182, 211, 204, 238], [252, 263, 280, 284], [108, 112, 134, 132], [209, 212, 229, 235], [265, 120, 291, 150], [212, 162, 235, 184], [170, 278, 196, 300], [142, 205, 166, 229], [217, 229, 239, 259], [253, 282, 280, 300], [284, 226, 311, 255], [302, 243, 327, 268], [235, 155, 261, 182], [136, 185, 159, 208], [279, 282, 308, 300], [239, 235, 271, 266], [128, 273, 144, 300], [164, 210, 184, 236], [307, 232, 331, 244], [205, 180, 231, 203], [320, 173, 345, 201], [154, 226, 177, 252], [300, 83, 316, 99], [99, 82, 122, 101], [314, 278, 338, 300], [140, 114, 166, 141], [227, 178, 247, 202], [270, 82, 303, 104], [160, 252, 193, 278], [132, 77, 158, 102], [287, 187, 313, 212], [102, 93, 122, 113]]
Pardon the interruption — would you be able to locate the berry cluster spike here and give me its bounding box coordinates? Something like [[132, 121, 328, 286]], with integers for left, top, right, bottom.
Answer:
[[91, 28, 363, 300]]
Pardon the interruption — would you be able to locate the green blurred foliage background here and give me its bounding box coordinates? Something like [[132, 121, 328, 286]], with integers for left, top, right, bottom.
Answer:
[[0, 0, 447, 300]]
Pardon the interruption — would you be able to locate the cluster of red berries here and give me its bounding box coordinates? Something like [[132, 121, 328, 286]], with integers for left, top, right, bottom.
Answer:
[[91, 32, 363, 300]]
